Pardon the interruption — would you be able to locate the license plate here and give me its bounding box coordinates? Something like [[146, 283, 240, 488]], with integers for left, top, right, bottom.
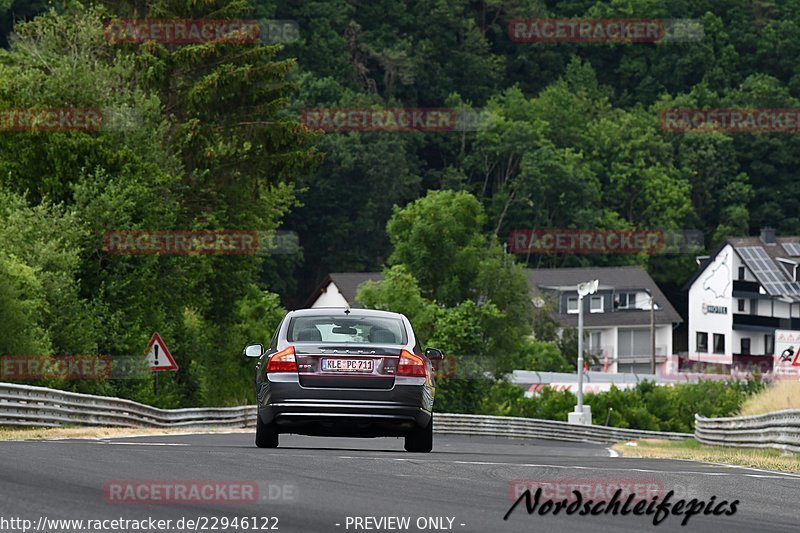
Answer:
[[321, 358, 374, 372]]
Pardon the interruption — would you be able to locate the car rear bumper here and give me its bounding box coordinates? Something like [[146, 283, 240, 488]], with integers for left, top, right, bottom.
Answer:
[[261, 400, 431, 435], [258, 377, 433, 436]]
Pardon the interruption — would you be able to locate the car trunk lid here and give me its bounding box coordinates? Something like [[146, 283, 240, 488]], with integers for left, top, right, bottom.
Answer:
[[294, 345, 401, 389]]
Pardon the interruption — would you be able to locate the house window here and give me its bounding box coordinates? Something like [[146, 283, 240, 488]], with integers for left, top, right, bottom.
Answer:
[[588, 331, 602, 357], [617, 293, 635, 309], [696, 332, 708, 353], [713, 334, 725, 354], [738, 266, 745, 280], [738, 299, 745, 312], [590, 296, 603, 313], [618, 328, 650, 358], [765, 334, 775, 356], [566, 297, 578, 314], [740, 338, 751, 355]]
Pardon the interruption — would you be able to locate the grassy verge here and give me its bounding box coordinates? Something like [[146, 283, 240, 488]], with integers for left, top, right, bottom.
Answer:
[[739, 380, 800, 416], [613, 438, 800, 473], [0, 426, 250, 441]]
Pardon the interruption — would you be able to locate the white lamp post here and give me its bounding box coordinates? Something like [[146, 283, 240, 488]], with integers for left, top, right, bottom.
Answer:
[[569, 279, 598, 426]]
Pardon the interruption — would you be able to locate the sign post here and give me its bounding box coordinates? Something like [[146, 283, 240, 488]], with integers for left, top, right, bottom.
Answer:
[[774, 330, 800, 376], [145, 332, 178, 395]]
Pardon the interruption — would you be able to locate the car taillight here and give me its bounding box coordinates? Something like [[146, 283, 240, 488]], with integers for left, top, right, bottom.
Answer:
[[397, 349, 427, 377], [266, 346, 297, 373]]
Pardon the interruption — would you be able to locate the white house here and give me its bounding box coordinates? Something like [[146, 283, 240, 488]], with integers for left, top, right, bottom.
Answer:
[[305, 267, 682, 375], [528, 266, 682, 374], [305, 272, 384, 308], [685, 228, 800, 374]]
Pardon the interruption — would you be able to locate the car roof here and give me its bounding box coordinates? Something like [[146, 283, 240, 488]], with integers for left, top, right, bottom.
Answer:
[[288, 307, 407, 320]]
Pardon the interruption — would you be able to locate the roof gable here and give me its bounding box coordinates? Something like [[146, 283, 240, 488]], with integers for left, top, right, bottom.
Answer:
[[304, 272, 384, 308], [527, 266, 682, 324]]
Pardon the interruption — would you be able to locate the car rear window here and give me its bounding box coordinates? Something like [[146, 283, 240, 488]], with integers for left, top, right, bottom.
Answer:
[[287, 315, 407, 344]]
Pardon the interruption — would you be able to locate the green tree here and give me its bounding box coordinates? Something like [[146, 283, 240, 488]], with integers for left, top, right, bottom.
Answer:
[[357, 265, 437, 344], [387, 190, 487, 306]]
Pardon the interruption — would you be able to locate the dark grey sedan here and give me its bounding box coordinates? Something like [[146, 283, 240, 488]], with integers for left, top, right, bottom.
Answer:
[[244, 308, 443, 452]]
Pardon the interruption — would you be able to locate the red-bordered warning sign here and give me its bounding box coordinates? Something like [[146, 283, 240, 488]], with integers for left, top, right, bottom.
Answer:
[[145, 332, 178, 371]]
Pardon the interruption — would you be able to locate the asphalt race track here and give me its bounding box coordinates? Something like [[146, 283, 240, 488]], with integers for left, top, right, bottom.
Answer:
[[1, 433, 798, 533]]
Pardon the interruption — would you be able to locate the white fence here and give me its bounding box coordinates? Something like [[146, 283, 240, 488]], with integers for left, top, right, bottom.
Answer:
[[0, 382, 692, 444], [695, 410, 800, 454]]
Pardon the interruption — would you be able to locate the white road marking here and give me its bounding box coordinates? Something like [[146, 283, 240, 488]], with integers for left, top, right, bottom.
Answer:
[[329, 455, 800, 479], [687, 459, 800, 478], [18, 440, 190, 446], [17, 436, 800, 479], [98, 442, 190, 446]]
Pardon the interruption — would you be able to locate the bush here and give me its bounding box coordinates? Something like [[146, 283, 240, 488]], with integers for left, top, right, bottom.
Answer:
[[496, 338, 571, 374], [438, 378, 765, 432]]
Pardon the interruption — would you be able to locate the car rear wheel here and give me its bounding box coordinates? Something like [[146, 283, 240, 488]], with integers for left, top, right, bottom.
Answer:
[[255, 414, 279, 448], [404, 415, 433, 453]]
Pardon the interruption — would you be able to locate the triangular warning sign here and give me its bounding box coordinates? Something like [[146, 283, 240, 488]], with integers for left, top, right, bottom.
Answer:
[[145, 332, 178, 371], [793, 347, 800, 367]]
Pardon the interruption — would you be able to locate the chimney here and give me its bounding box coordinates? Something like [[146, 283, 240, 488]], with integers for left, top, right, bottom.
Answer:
[[760, 227, 776, 245]]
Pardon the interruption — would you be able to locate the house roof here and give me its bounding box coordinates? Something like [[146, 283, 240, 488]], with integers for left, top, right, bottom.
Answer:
[[527, 266, 682, 326], [683, 235, 800, 299], [304, 272, 384, 308]]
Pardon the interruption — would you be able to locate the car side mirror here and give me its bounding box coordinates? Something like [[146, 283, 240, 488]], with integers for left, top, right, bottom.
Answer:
[[244, 344, 263, 358], [425, 348, 444, 360]]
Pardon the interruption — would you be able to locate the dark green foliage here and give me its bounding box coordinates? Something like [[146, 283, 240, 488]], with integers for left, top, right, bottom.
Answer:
[[472, 379, 764, 432], [1, 0, 797, 413], [0, 2, 315, 407]]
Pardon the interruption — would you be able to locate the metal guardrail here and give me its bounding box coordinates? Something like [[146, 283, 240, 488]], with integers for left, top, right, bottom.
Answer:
[[695, 410, 800, 454], [0, 382, 692, 444], [12, 383, 800, 452], [433, 413, 690, 444], [0, 383, 257, 429]]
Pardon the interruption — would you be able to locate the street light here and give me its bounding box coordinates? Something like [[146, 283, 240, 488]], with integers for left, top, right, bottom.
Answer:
[[569, 279, 598, 426]]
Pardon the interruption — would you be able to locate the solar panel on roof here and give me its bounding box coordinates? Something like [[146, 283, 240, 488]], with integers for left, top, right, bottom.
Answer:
[[738, 246, 800, 296], [782, 242, 800, 256]]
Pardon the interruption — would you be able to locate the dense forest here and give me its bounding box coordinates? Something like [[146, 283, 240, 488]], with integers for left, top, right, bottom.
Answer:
[[0, 0, 797, 409]]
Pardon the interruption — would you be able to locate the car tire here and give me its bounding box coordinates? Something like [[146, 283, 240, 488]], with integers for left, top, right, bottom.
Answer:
[[255, 414, 279, 448], [404, 415, 433, 453]]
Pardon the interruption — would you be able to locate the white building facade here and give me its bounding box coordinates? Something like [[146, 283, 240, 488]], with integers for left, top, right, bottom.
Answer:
[[529, 267, 682, 375], [686, 229, 800, 373]]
